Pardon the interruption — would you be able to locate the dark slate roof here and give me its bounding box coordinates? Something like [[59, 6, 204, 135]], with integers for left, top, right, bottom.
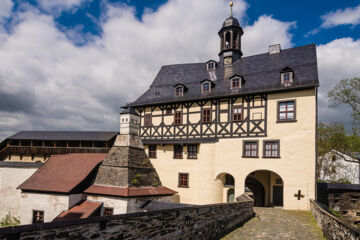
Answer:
[[127, 44, 319, 107], [7, 131, 118, 141], [0, 161, 43, 168], [120, 107, 139, 116]]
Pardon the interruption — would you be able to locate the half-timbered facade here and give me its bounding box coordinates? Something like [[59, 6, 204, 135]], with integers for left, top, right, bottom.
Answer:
[[125, 13, 319, 210]]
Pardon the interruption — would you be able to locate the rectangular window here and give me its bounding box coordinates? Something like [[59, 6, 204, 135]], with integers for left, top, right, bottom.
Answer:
[[202, 108, 211, 123], [32, 210, 44, 224], [233, 105, 242, 121], [178, 173, 189, 187], [148, 145, 157, 158], [104, 207, 114, 216], [263, 141, 280, 158], [231, 78, 240, 89], [165, 107, 172, 115], [202, 82, 210, 93], [281, 72, 293, 84], [144, 114, 152, 126], [174, 111, 182, 125], [175, 86, 183, 96], [187, 144, 198, 159], [243, 141, 258, 157], [174, 144, 183, 159], [278, 100, 295, 121]]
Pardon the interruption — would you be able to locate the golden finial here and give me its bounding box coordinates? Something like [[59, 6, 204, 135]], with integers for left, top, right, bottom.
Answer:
[[230, 1, 233, 17]]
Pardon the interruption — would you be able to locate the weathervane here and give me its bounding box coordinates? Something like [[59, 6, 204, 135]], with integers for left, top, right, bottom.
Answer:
[[230, 1, 233, 17]]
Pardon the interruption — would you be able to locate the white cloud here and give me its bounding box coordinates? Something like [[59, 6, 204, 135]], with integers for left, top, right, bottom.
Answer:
[[0, 0, 13, 19], [242, 15, 295, 55], [6, 0, 353, 141], [321, 5, 360, 28], [37, 0, 86, 15], [317, 38, 360, 126]]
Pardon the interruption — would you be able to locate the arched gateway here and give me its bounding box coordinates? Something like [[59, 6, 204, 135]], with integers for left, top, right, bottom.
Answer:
[[245, 170, 283, 207]]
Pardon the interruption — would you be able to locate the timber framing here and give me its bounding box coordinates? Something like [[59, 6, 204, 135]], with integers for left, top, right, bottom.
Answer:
[[136, 94, 267, 142]]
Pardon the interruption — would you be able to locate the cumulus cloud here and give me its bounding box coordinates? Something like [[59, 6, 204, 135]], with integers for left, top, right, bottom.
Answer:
[[320, 5, 360, 28], [0, 0, 357, 141], [0, 0, 300, 140], [37, 0, 86, 15], [0, 0, 13, 20], [242, 15, 295, 55], [317, 38, 360, 126]]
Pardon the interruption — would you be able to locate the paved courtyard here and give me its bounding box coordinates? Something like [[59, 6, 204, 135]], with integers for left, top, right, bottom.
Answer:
[[221, 207, 325, 240]]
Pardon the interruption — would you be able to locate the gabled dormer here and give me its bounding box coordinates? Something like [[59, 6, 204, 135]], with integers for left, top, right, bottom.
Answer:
[[200, 79, 215, 93], [174, 84, 187, 97], [281, 67, 294, 86], [206, 60, 217, 71], [229, 74, 244, 90]]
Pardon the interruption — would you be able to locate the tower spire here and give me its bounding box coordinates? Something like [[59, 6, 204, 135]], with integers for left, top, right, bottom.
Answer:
[[230, 1, 233, 17]]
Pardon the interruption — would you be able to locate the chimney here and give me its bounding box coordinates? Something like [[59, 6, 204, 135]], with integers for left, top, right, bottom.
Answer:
[[269, 44, 281, 55]]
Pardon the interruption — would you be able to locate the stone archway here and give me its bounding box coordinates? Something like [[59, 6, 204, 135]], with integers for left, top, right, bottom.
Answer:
[[245, 177, 265, 207], [215, 173, 235, 203], [245, 170, 284, 207]]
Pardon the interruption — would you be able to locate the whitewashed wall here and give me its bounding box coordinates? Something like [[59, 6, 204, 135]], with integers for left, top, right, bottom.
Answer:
[[0, 167, 38, 220]]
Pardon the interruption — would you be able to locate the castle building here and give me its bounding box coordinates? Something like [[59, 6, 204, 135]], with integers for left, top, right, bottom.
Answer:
[[125, 13, 319, 210]]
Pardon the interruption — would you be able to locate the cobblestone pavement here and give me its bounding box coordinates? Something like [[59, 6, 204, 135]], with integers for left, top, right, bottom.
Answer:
[[221, 207, 325, 240]]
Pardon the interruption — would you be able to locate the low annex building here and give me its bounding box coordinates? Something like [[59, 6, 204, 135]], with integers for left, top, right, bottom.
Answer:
[[124, 11, 319, 210], [16, 110, 176, 224]]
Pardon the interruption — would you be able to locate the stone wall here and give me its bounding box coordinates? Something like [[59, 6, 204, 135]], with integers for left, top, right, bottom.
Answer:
[[0, 195, 253, 240], [310, 199, 360, 240]]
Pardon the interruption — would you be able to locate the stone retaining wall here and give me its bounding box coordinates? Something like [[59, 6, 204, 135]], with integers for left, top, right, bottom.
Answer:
[[0, 195, 253, 240], [310, 199, 360, 240]]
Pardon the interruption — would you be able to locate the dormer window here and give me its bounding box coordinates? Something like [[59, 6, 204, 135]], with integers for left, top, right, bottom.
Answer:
[[202, 82, 210, 92], [207, 61, 216, 70], [174, 86, 184, 96], [281, 67, 294, 86], [232, 78, 240, 88], [200, 79, 214, 93], [229, 75, 243, 90]]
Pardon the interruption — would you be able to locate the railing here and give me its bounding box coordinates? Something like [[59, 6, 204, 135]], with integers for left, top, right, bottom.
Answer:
[[0, 146, 110, 160]]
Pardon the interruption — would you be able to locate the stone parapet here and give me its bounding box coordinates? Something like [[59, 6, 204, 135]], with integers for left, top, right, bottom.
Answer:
[[0, 195, 254, 240], [310, 199, 360, 240]]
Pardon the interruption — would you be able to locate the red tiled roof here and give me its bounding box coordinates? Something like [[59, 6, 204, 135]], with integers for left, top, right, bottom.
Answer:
[[53, 200, 102, 221], [84, 185, 177, 197], [18, 153, 106, 193]]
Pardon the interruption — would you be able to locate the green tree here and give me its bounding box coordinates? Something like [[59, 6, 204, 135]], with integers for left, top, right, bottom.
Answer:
[[328, 77, 360, 126], [0, 212, 20, 227]]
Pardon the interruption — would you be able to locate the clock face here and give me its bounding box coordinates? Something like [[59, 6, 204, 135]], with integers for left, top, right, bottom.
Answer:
[[224, 57, 232, 65]]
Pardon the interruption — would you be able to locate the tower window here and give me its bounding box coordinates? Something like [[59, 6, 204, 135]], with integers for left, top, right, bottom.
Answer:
[[174, 86, 184, 97]]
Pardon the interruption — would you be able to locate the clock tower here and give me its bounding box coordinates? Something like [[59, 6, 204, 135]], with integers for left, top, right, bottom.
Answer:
[[218, 1, 243, 66]]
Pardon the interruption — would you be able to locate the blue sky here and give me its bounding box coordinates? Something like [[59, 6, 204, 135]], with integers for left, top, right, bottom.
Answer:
[[9, 0, 360, 46], [0, 0, 359, 140]]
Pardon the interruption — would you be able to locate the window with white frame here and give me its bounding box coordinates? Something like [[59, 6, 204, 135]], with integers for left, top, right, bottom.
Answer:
[[202, 82, 211, 93], [231, 78, 241, 89]]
